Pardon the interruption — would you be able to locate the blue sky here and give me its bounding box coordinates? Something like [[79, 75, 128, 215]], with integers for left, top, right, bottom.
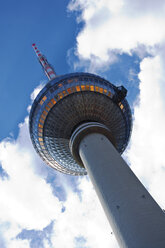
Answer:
[[0, 0, 140, 141], [0, 0, 78, 140], [1, 0, 165, 247]]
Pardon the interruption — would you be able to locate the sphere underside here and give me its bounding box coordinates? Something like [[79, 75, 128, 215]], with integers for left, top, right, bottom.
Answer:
[[29, 73, 132, 175]]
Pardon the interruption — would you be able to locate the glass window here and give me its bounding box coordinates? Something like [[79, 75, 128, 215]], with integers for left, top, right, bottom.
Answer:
[[107, 91, 111, 97], [45, 106, 50, 111], [71, 86, 76, 92], [81, 85, 85, 91], [43, 111, 48, 116], [48, 102, 53, 107], [42, 96, 47, 101], [39, 118, 44, 124], [99, 87, 103, 93], [41, 114, 46, 120], [51, 98, 56, 105], [38, 124, 43, 128], [90, 85, 94, 91], [76, 86, 80, 91], [62, 90, 67, 96], [120, 104, 124, 110], [58, 93, 63, 99], [67, 88, 71, 93], [86, 85, 90, 90], [95, 86, 99, 92]]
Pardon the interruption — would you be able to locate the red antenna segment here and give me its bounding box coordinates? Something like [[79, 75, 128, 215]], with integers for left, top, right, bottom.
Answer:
[[32, 43, 56, 80]]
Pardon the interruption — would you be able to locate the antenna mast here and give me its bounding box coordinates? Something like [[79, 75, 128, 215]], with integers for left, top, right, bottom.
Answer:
[[32, 43, 56, 80]]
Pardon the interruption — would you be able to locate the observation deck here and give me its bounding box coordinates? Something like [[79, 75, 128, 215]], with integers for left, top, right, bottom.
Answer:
[[29, 72, 132, 175]]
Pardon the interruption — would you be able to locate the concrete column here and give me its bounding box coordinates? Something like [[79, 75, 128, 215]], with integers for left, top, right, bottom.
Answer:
[[79, 133, 165, 248]]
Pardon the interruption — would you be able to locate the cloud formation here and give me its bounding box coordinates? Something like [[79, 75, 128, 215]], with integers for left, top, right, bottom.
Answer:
[[68, 0, 165, 70], [50, 178, 118, 248], [127, 55, 165, 208], [0, 117, 62, 247]]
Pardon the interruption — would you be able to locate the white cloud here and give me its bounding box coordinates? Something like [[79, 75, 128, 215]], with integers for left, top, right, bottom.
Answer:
[[51, 177, 118, 248], [27, 81, 45, 113], [0, 84, 62, 246], [4, 224, 30, 248], [30, 81, 46, 102], [128, 68, 137, 83], [68, 0, 165, 69], [0, 118, 62, 230], [123, 0, 165, 14], [127, 55, 165, 208]]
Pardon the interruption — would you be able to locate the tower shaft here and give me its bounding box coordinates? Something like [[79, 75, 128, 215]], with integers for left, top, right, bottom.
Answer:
[[79, 132, 165, 248], [32, 43, 56, 80]]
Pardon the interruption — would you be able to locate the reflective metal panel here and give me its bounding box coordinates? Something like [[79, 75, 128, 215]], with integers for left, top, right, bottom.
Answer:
[[29, 73, 132, 175]]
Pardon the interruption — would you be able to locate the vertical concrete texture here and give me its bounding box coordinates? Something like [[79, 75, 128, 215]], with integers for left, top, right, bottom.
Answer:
[[79, 133, 165, 248]]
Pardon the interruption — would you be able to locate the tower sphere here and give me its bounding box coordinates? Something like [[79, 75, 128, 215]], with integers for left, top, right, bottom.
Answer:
[[29, 72, 132, 175]]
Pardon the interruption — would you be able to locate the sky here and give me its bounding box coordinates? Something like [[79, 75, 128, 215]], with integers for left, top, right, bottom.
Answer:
[[0, 0, 165, 247]]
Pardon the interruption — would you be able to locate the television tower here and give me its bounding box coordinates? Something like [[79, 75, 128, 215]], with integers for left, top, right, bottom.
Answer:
[[29, 44, 165, 248]]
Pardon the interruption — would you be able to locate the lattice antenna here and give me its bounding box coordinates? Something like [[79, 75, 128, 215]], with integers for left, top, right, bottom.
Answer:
[[32, 43, 56, 80]]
